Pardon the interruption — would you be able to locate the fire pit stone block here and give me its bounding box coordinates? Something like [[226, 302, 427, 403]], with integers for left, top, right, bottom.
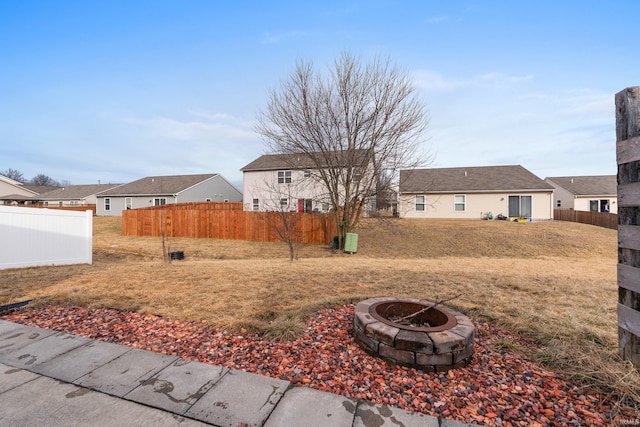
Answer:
[[353, 297, 476, 371]]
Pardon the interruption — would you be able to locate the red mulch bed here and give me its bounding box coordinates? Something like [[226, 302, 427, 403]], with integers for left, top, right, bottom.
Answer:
[[0, 304, 624, 426]]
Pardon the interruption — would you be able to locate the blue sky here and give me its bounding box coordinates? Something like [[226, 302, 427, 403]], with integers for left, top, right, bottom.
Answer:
[[1, 1, 637, 188]]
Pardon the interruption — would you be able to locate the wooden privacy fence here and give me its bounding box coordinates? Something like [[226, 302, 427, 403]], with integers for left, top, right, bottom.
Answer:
[[122, 202, 336, 245], [616, 86, 640, 367], [553, 208, 617, 229]]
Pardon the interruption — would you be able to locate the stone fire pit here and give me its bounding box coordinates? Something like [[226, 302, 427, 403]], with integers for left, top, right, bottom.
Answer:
[[353, 297, 476, 371]]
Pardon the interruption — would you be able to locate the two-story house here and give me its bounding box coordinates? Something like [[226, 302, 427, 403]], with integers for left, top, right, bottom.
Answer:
[[240, 150, 373, 214]]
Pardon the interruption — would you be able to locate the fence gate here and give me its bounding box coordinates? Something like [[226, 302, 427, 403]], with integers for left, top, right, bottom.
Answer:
[[616, 86, 640, 366]]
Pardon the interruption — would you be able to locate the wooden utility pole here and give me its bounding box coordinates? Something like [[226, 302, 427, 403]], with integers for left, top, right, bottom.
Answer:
[[616, 86, 640, 366]]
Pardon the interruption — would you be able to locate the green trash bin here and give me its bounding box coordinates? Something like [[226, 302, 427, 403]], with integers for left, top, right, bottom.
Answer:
[[344, 233, 358, 254]]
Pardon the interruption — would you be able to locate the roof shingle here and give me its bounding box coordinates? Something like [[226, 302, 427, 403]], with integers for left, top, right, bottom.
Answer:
[[544, 175, 616, 196], [399, 165, 553, 193], [98, 174, 218, 196]]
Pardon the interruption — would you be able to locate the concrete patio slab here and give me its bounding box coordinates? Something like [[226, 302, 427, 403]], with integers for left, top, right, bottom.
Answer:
[[0, 321, 57, 357], [186, 369, 289, 427], [354, 400, 439, 427], [126, 358, 228, 415], [76, 347, 178, 396], [35, 339, 132, 382], [0, 375, 208, 427], [264, 385, 358, 427], [0, 331, 90, 370], [0, 362, 40, 393]]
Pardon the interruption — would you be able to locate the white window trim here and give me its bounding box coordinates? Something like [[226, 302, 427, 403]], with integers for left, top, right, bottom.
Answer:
[[454, 194, 466, 212], [415, 195, 426, 212], [278, 170, 292, 184]]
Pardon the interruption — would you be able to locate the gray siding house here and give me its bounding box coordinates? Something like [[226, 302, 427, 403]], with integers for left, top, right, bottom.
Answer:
[[96, 173, 242, 216]]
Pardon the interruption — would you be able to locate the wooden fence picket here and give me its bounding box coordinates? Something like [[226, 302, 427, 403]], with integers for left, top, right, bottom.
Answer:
[[121, 202, 335, 245], [616, 86, 640, 366]]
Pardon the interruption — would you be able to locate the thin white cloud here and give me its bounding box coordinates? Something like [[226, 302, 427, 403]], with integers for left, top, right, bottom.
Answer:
[[123, 112, 257, 142], [414, 70, 533, 91]]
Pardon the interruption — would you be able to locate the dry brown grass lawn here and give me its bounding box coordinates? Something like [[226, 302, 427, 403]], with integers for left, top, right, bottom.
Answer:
[[1, 216, 638, 411]]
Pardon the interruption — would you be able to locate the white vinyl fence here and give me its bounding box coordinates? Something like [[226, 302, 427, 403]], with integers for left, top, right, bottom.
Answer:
[[0, 206, 92, 270]]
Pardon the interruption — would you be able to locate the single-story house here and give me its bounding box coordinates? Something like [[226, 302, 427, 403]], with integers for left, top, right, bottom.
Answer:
[[0, 175, 40, 205], [398, 165, 555, 220], [241, 150, 373, 213], [95, 173, 242, 216], [37, 184, 122, 208], [544, 175, 617, 214]]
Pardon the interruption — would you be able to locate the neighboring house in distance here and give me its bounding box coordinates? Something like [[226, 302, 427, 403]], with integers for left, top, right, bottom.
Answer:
[[0, 175, 40, 205], [398, 165, 555, 220], [544, 175, 617, 214], [240, 151, 372, 213], [37, 184, 122, 207], [95, 173, 242, 216]]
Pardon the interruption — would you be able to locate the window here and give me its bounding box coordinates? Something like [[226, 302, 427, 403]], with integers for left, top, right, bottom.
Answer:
[[589, 200, 598, 212], [58, 201, 63, 207], [556, 199, 562, 208], [154, 198, 166, 206], [415, 195, 425, 212], [252, 198, 259, 211], [508, 195, 532, 217], [278, 170, 292, 184], [280, 198, 288, 207], [454, 195, 466, 212], [70, 200, 79, 206], [304, 169, 311, 178], [125, 197, 132, 209], [104, 198, 111, 211], [353, 168, 361, 183]]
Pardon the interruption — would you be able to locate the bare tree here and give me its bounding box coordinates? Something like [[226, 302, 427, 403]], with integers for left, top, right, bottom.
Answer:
[[30, 174, 59, 186], [0, 168, 26, 183], [256, 52, 430, 249], [257, 177, 304, 262]]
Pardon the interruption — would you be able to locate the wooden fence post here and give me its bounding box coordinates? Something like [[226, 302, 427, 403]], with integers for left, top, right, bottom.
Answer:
[[616, 86, 640, 366]]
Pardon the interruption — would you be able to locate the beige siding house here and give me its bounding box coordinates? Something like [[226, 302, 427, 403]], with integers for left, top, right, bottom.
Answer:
[[95, 174, 242, 216], [241, 151, 372, 213], [398, 165, 555, 220], [0, 175, 39, 204], [37, 184, 122, 208], [544, 175, 617, 214]]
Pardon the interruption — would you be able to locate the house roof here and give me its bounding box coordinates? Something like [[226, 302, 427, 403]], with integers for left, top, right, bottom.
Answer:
[[544, 175, 616, 196], [98, 174, 218, 196], [241, 150, 369, 172], [38, 184, 122, 200], [23, 184, 60, 195], [0, 175, 41, 196], [399, 165, 554, 193]]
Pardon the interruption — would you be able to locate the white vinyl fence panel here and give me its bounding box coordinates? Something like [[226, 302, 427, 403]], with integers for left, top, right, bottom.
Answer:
[[0, 206, 92, 270]]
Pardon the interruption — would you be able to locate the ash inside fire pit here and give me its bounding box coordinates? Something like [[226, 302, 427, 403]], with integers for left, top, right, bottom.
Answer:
[[353, 297, 476, 371], [370, 300, 457, 332]]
